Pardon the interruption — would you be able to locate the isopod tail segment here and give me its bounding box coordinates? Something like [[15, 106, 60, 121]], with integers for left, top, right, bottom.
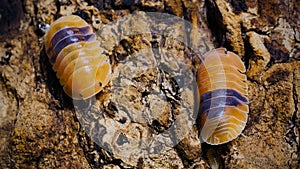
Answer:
[[44, 15, 112, 100], [197, 48, 249, 145]]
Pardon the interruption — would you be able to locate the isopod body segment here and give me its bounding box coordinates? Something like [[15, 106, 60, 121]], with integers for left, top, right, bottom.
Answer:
[[44, 15, 111, 100], [197, 48, 249, 145]]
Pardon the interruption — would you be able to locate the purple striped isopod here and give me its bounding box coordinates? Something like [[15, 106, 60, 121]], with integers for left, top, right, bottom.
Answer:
[[197, 48, 249, 145], [44, 15, 111, 100]]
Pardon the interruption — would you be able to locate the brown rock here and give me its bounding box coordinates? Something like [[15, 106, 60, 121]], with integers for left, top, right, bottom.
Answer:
[[0, 0, 299, 169]]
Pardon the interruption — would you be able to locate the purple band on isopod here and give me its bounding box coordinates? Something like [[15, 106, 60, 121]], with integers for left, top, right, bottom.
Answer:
[[49, 26, 92, 50], [200, 89, 248, 118], [48, 33, 96, 64]]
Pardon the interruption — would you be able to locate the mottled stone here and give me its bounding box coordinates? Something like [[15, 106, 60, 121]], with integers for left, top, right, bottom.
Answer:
[[225, 63, 299, 169], [76, 12, 200, 167], [246, 31, 270, 82], [164, 0, 183, 17], [142, 149, 184, 168], [141, 0, 164, 11]]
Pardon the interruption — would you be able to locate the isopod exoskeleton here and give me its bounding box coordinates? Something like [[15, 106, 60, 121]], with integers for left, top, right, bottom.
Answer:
[[44, 15, 111, 100], [197, 48, 248, 145]]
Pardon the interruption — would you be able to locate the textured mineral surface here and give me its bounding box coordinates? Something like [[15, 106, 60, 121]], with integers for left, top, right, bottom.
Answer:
[[0, 0, 299, 169]]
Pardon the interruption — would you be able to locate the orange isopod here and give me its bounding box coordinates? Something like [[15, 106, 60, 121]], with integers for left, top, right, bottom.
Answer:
[[197, 48, 248, 145], [44, 15, 111, 100]]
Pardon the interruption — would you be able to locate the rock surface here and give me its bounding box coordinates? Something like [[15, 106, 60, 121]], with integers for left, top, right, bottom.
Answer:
[[0, 0, 299, 168]]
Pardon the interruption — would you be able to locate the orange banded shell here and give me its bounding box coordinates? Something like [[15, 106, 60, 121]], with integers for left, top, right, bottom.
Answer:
[[44, 15, 111, 100], [197, 48, 248, 145]]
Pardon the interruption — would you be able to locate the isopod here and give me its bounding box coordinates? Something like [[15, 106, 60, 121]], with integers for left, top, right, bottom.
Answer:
[[197, 48, 248, 145], [44, 15, 111, 100]]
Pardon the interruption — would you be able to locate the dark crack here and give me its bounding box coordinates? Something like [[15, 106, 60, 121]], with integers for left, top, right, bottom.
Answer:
[[205, 0, 226, 47]]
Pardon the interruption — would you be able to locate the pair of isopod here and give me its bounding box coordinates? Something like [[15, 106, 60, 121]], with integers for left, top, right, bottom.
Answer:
[[44, 15, 248, 145]]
